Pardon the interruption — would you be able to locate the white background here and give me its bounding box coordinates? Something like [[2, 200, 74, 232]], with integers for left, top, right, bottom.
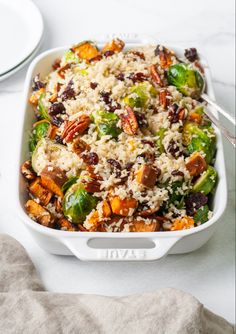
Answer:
[[0, 0, 235, 324]]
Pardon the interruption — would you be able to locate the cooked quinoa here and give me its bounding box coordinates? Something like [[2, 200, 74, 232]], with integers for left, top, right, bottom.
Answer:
[[22, 39, 218, 232]]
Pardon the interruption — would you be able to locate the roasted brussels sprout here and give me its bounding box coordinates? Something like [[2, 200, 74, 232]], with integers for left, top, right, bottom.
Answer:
[[92, 110, 121, 138], [182, 122, 216, 163], [62, 183, 97, 224], [167, 63, 204, 98], [32, 138, 67, 174], [193, 205, 209, 224], [62, 176, 79, 193], [156, 128, 167, 154], [193, 166, 217, 195], [38, 93, 50, 120], [29, 120, 50, 153], [123, 83, 156, 108]]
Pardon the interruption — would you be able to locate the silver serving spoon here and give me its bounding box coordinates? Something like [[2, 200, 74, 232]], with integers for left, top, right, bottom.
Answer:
[[200, 80, 235, 147]]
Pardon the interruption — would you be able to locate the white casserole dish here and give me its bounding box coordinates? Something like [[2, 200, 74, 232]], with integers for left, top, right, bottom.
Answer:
[[17, 34, 227, 261]]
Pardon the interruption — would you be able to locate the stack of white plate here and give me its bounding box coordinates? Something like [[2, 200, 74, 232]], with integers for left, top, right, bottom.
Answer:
[[0, 0, 44, 81]]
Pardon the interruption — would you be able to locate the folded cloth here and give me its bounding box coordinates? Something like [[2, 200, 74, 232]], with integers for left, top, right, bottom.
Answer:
[[0, 235, 234, 334]]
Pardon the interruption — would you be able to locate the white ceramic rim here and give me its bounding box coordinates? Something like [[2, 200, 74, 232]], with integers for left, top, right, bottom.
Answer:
[[17, 39, 227, 242], [0, 0, 44, 75]]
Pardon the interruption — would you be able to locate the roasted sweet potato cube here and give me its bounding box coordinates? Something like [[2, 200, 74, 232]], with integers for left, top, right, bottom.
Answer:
[[188, 112, 202, 124], [130, 220, 159, 232], [40, 166, 67, 197], [185, 152, 207, 177], [110, 196, 137, 216], [102, 38, 125, 54], [29, 88, 45, 105], [29, 177, 53, 206], [171, 216, 194, 231], [57, 218, 77, 231], [136, 164, 158, 188], [102, 200, 112, 217], [72, 41, 100, 61], [25, 200, 53, 227]]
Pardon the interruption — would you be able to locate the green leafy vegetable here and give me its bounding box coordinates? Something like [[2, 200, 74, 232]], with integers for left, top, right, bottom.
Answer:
[[193, 205, 209, 224], [123, 83, 155, 108]]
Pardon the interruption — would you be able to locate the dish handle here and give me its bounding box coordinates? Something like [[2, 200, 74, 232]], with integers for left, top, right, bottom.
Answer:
[[61, 236, 181, 261]]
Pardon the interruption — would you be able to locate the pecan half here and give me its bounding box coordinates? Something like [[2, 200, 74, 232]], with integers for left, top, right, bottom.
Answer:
[[159, 89, 171, 109], [61, 115, 90, 142], [149, 65, 163, 86], [155, 45, 173, 69], [57, 64, 70, 79], [21, 160, 36, 181], [120, 106, 139, 135], [83, 179, 101, 193], [72, 137, 90, 155]]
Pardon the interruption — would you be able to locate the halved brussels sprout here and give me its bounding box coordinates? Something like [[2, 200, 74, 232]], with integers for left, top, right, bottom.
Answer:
[[92, 110, 121, 138], [62, 183, 97, 224], [31, 138, 67, 174], [182, 122, 216, 164], [193, 205, 209, 224], [123, 83, 156, 108], [62, 176, 79, 193], [167, 63, 204, 98], [156, 128, 167, 154], [29, 120, 50, 153], [192, 166, 217, 195], [38, 93, 50, 120]]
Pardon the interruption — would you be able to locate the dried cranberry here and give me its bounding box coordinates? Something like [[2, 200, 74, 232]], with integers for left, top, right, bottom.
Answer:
[[100, 91, 111, 104], [141, 140, 155, 148], [168, 103, 180, 124], [184, 48, 198, 62], [55, 135, 64, 145], [60, 87, 75, 101], [49, 102, 65, 116], [90, 55, 103, 62], [104, 50, 115, 57], [81, 152, 99, 165], [171, 170, 184, 177], [134, 112, 148, 128], [51, 116, 64, 127], [100, 91, 120, 112], [107, 159, 122, 177], [167, 140, 180, 158], [90, 82, 98, 89], [60, 80, 75, 101], [129, 72, 148, 83], [116, 73, 125, 81], [32, 74, 45, 91], [125, 162, 134, 171], [154, 45, 164, 56], [185, 192, 208, 216]]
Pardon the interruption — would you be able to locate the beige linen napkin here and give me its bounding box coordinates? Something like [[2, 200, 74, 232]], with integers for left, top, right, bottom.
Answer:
[[0, 234, 234, 334]]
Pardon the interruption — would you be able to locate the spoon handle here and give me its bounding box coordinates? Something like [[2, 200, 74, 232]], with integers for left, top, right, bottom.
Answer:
[[202, 104, 236, 148], [202, 93, 236, 126]]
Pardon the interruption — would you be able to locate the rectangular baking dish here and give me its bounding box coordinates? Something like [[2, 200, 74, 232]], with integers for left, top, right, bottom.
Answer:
[[17, 34, 227, 261]]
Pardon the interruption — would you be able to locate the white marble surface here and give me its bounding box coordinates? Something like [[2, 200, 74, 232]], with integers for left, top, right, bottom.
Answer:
[[0, 0, 235, 324]]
